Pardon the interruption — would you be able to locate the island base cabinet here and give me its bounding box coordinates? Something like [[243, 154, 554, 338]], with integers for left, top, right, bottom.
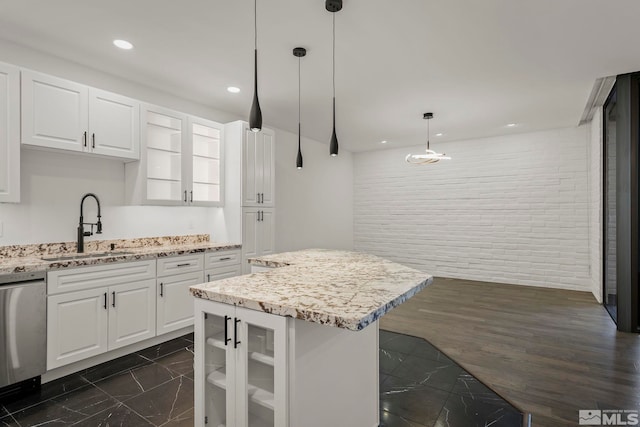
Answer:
[[194, 299, 288, 427], [194, 299, 379, 427]]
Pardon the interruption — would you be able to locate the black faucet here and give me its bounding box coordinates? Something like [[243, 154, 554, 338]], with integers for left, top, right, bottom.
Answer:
[[77, 193, 102, 253]]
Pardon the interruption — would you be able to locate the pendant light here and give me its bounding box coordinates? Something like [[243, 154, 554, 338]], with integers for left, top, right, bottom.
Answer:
[[249, 0, 262, 132], [327, 0, 342, 157], [293, 47, 307, 169], [405, 113, 451, 164]]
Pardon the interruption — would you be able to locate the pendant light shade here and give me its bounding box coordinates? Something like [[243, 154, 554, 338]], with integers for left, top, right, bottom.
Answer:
[[327, 0, 342, 157], [293, 47, 306, 169], [405, 113, 451, 164], [249, 0, 262, 132]]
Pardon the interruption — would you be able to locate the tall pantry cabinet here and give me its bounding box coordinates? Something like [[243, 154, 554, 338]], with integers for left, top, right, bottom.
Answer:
[[224, 121, 275, 274]]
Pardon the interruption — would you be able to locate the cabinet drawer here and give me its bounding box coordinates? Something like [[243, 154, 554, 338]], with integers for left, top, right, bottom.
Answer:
[[205, 265, 242, 282], [47, 260, 156, 295], [204, 250, 241, 270], [157, 254, 204, 277]]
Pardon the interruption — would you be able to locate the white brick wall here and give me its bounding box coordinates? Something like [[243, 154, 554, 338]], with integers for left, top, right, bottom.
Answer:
[[588, 108, 603, 302], [354, 126, 592, 291]]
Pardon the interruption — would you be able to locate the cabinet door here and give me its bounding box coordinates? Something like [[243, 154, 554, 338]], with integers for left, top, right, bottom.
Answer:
[[157, 271, 204, 335], [47, 287, 109, 369], [0, 62, 19, 203], [259, 129, 275, 207], [21, 70, 88, 152], [259, 209, 276, 257], [242, 209, 260, 274], [189, 116, 224, 206], [235, 306, 288, 427], [108, 279, 156, 351], [242, 127, 260, 206], [196, 299, 237, 427], [141, 105, 187, 205], [89, 88, 140, 160]]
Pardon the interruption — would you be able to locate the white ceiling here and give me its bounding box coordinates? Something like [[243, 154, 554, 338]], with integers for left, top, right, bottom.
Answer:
[[1, 0, 639, 152]]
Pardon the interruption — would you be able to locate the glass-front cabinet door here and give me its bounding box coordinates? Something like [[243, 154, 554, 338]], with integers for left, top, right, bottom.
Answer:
[[189, 117, 223, 206], [143, 107, 186, 204], [197, 301, 287, 427], [202, 305, 237, 427], [236, 307, 287, 427]]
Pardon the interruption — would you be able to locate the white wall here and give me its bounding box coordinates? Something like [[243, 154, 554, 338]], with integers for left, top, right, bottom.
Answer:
[[274, 130, 354, 252], [588, 108, 603, 302], [354, 127, 592, 292]]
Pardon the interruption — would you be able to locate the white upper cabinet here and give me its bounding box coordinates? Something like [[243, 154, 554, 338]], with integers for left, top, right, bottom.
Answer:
[[89, 88, 140, 159], [126, 103, 224, 206], [0, 61, 20, 203], [241, 125, 275, 207], [21, 70, 139, 160]]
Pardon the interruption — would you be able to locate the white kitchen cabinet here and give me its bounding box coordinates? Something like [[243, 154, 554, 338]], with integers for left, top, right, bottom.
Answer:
[[89, 88, 140, 159], [194, 299, 288, 427], [126, 104, 224, 206], [21, 69, 139, 160], [47, 287, 109, 369], [225, 121, 275, 208], [46, 260, 157, 369], [157, 270, 204, 335], [0, 61, 20, 203], [47, 279, 156, 369], [205, 250, 243, 282], [242, 208, 275, 274], [108, 279, 157, 350]]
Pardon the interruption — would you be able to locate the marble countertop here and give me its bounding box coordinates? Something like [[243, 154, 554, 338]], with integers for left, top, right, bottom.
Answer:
[[190, 249, 432, 331], [0, 236, 241, 275]]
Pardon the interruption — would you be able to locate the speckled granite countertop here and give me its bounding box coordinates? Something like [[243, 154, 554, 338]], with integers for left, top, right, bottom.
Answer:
[[0, 235, 241, 275], [190, 249, 432, 331]]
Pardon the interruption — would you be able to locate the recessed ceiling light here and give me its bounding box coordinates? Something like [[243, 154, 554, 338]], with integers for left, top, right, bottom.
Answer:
[[506, 123, 518, 127], [113, 39, 134, 50], [381, 140, 388, 144], [227, 86, 240, 93], [435, 133, 444, 137]]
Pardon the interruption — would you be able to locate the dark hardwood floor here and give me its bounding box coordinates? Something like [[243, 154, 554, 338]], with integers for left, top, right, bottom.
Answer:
[[380, 277, 640, 427]]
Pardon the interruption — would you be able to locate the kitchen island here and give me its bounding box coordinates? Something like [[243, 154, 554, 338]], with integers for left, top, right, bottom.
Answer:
[[190, 249, 432, 427]]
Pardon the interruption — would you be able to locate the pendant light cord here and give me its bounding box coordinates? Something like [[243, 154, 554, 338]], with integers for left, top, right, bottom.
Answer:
[[254, 0, 257, 50], [298, 55, 301, 147], [427, 118, 430, 150], [332, 13, 336, 100]]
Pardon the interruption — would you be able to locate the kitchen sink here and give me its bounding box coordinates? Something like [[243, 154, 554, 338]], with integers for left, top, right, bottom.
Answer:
[[41, 251, 135, 262]]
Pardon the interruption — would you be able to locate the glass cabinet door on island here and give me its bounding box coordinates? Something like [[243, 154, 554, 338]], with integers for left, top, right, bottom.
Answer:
[[195, 300, 287, 427]]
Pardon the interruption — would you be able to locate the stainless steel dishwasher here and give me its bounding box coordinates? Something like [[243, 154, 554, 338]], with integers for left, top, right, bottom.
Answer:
[[0, 270, 46, 391]]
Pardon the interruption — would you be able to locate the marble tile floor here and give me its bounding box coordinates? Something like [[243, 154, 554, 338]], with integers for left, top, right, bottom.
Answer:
[[0, 331, 524, 426]]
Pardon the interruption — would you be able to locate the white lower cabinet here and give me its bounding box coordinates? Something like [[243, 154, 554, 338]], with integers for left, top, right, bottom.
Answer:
[[242, 208, 275, 274], [194, 299, 288, 427], [47, 278, 156, 369], [157, 270, 204, 335]]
